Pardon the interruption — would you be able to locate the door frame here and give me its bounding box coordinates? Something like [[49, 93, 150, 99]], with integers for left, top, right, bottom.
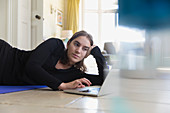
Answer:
[[7, 0, 18, 47]]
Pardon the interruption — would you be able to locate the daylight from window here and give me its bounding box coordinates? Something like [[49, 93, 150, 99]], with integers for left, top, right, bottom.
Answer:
[[80, 0, 145, 49]]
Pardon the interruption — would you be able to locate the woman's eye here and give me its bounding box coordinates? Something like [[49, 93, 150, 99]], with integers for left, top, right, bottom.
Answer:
[[83, 48, 88, 51], [74, 42, 79, 47]]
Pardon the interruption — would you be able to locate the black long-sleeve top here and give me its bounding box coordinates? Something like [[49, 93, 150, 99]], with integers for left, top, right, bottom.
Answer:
[[0, 38, 106, 90]]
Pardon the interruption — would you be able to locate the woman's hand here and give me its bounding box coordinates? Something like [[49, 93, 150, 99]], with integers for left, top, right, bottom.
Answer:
[[58, 78, 92, 90], [85, 45, 96, 58]]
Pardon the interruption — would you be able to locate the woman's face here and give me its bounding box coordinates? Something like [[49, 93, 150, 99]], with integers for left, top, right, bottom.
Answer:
[[67, 36, 91, 65]]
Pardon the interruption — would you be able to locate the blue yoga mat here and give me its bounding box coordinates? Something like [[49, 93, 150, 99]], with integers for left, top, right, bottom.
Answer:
[[0, 85, 47, 94]]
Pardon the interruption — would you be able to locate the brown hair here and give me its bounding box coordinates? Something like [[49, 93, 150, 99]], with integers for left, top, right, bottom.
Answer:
[[60, 30, 93, 72]]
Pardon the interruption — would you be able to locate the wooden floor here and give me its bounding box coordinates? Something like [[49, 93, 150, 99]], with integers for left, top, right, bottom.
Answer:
[[1, 70, 170, 113]]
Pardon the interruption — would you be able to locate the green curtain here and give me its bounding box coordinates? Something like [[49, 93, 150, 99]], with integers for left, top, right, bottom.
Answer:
[[66, 0, 80, 33]]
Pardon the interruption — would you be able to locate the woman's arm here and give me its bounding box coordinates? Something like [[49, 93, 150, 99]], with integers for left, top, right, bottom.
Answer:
[[83, 46, 107, 85], [25, 38, 65, 90]]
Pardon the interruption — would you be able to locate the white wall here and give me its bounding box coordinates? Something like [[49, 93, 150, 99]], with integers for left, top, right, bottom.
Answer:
[[0, 0, 7, 41], [43, 0, 65, 39], [0, 0, 20, 47], [0, 0, 65, 47]]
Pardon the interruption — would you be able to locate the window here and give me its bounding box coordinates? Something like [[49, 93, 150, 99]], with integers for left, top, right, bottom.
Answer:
[[80, 0, 146, 72], [79, 0, 118, 49]]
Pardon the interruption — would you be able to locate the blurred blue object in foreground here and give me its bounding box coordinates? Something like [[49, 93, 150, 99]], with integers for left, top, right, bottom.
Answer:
[[119, 0, 170, 29]]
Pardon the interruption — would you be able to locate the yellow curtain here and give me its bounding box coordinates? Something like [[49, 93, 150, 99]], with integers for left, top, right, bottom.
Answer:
[[66, 0, 80, 33]]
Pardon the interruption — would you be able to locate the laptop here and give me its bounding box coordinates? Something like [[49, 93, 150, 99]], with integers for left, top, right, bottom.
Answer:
[[63, 69, 115, 97]]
